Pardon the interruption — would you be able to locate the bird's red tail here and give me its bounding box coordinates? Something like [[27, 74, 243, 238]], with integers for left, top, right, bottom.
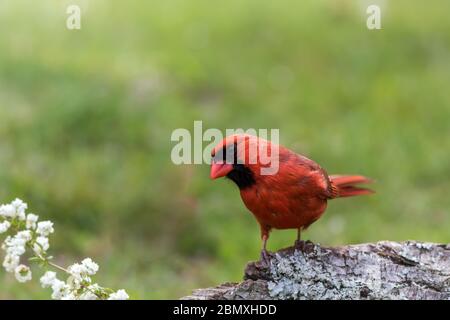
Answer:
[[329, 175, 374, 198]]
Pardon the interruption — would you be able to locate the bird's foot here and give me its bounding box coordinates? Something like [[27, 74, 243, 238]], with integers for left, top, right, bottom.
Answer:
[[258, 249, 271, 268], [294, 239, 314, 252], [294, 239, 306, 251]]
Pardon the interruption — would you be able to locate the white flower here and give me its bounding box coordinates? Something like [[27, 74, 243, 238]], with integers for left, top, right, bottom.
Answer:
[[60, 292, 77, 300], [79, 290, 98, 300], [0, 221, 11, 234], [36, 221, 54, 237], [51, 279, 70, 300], [108, 289, 129, 300], [14, 264, 32, 283], [1, 199, 128, 300], [33, 244, 42, 255], [26, 213, 39, 229], [16, 230, 32, 242], [35, 236, 49, 253], [3, 254, 20, 272], [87, 283, 102, 294], [0, 204, 15, 218], [68, 263, 85, 278], [11, 198, 27, 220], [66, 275, 89, 291], [81, 258, 99, 275], [4, 236, 27, 256], [40, 271, 58, 288], [7, 245, 26, 257]]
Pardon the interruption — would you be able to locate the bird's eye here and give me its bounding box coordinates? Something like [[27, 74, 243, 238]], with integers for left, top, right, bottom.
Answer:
[[212, 144, 238, 164]]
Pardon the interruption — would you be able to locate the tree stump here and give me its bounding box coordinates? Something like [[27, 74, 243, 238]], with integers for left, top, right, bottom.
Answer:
[[182, 241, 450, 300]]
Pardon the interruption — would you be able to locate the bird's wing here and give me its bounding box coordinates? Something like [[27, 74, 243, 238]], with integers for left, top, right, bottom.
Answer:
[[290, 153, 334, 200]]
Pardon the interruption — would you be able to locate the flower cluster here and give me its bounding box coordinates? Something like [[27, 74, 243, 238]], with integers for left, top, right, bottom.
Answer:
[[0, 199, 129, 300]]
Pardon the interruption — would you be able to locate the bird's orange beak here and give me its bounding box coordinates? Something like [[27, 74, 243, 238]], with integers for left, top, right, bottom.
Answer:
[[210, 162, 233, 179]]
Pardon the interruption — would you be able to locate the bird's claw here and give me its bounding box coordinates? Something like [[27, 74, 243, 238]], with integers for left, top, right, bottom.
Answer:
[[294, 239, 314, 252], [294, 239, 306, 251], [258, 249, 271, 268]]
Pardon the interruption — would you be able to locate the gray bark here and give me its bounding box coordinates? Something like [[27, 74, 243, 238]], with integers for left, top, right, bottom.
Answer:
[[182, 241, 450, 300]]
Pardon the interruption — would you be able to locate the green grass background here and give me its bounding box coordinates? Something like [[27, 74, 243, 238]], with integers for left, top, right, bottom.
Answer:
[[1, 0, 449, 299]]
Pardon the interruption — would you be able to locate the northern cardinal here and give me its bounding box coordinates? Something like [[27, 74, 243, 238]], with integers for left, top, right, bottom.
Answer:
[[210, 134, 374, 261]]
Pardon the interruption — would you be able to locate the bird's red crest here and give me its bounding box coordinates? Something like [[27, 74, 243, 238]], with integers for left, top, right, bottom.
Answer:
[[210, 134, 280, 176]]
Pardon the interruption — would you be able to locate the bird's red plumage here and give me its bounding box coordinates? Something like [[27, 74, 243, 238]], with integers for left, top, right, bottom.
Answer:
[[210, 134, 374, 255]]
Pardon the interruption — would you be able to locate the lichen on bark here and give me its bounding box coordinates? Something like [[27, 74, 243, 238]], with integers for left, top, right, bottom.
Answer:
[[182, 241, 450, 300]]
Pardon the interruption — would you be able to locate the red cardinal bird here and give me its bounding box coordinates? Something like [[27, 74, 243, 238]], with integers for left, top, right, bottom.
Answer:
[[210, 134, 374, 261]]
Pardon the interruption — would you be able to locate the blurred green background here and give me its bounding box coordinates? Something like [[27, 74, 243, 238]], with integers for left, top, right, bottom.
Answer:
[[1, 0, 449, 299]]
